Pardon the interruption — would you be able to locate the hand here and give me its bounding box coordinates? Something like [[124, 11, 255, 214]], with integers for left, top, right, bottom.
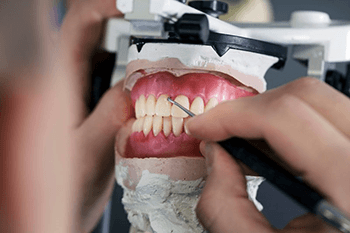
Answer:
[[0, 0, 132, 232], [185, 77, 350, 232], [58, 0, 133, 231]]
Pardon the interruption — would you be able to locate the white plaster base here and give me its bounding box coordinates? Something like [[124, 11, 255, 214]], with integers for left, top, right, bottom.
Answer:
[[116, 164, 264, 233]]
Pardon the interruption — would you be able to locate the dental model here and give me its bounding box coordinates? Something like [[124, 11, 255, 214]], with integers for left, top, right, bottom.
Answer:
[[113, 1, 284, 232], [114, 44, 280, 231], [115, 62, 266, 232]]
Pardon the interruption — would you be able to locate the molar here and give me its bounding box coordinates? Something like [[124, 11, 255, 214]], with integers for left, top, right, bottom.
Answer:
[[135, 95, 146, 118], [146, 94, 156, 116], [153, 116, 163, 137], [143, 115, 153, 136], [190, 97, 204, 115], [172, 117, 184, 137], [155, 94, 171, 117], [163, 117, 172, 137], [171, 95, 190, 118], [205, 97, 219, 112]]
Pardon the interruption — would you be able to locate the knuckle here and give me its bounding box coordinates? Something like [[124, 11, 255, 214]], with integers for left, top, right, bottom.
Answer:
[[266, 93, 301, 114], [297, 76, 322, 86], [286, 76, 323, 93]]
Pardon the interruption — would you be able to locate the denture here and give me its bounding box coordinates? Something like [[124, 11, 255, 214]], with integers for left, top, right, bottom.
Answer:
[[123, 71, 255, 158]]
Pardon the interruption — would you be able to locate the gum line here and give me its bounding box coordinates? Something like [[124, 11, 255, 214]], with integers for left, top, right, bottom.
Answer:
[[130, 71, 255, 108]]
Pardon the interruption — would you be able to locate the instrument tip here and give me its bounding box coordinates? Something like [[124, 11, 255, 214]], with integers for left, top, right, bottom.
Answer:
[[167, 97, 174, 103]]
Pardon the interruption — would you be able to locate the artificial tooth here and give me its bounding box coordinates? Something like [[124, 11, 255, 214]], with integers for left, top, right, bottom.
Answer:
[[205, 97, 219, 112], [135, 95, 146, 118], [172, 117, 184, 137], [143, 116, 153, 136], [134, 117, 144, 133], [132, 120, 137, 133], [155, 94, 171, 117], [146, 95, 156, 116], [153, 116, 163, 137], [171, 95, 190, 117], [190, 97, 204, 115], [163, 117, 172, 137]]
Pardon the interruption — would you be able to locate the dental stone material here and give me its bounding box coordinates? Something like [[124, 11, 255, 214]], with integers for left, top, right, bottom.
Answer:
[[125, 44, 278, 93], [115, 162, 265, 233]]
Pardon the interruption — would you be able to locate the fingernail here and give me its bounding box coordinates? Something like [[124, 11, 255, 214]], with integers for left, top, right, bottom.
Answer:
[[184, 114, 205, 137], [184, 124, 191, 136], [184, 119, 192, 136]]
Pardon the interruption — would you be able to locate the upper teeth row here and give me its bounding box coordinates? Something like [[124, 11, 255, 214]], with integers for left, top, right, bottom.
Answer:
[[135, 94, 219, 119]]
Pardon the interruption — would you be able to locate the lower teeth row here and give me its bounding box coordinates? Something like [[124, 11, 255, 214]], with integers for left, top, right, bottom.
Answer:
[[132, 116, 190, 137]]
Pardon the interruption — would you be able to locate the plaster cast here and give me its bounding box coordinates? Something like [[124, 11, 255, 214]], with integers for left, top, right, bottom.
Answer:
[[114, 1, 274, 230], [116, 163, 264, 233], [116, 63, 267, 232], [125, 44, 278, 93]]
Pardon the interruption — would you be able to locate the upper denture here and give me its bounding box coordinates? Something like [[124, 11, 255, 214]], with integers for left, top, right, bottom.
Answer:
[[130, 71, 255, 106]]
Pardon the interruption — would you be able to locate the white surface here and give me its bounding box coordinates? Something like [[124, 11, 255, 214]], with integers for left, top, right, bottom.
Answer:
[[106, 0, 350, 64], [117, 0, 133, 13], [115, 164, 264, 233], [102, 19, 131, 53], [126, 43, 278, 93], [246, 20, 350, 63], [116, 164, 206, 233], [290, 11, 331, 27]]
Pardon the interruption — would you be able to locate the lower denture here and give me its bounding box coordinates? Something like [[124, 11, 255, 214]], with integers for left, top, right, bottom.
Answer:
[[126, 71, 256, 158]]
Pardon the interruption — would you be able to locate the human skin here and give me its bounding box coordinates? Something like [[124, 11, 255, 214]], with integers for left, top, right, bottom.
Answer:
[[186, 77, 350, 232], [220, 0, 273, 22], [0, 0, 132, 232]]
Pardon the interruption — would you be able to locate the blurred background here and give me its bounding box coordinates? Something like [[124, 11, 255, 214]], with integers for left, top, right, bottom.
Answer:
[[54, 0, 350, 232]]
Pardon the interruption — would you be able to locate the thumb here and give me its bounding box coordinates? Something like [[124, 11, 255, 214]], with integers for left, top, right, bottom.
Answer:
[[196, 142, 273, 233]]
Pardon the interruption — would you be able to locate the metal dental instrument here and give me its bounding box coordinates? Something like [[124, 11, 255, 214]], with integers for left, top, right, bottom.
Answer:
[[167, 97, 350, 233], [167, 97, 195, 117]]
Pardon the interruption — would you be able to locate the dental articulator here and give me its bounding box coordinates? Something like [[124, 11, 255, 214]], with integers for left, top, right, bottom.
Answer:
[[94, 0, 350, 231]]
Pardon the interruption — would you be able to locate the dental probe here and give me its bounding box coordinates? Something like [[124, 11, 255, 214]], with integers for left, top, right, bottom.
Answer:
[[167, 97, 350, 233], [167, 97, 196, 117]]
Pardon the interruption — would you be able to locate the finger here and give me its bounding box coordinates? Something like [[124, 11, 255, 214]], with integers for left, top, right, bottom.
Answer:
[[187, 92, 350, 214], [59, 0, 123, 121], [115, 119, 135, 158], [271, 77, 350, 138], [196, 142, 274, 233], [76, 80, 132, 178], [73, 80, 133, 231], [61, 0, 122, 67], [0, 75, 74, 232]]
